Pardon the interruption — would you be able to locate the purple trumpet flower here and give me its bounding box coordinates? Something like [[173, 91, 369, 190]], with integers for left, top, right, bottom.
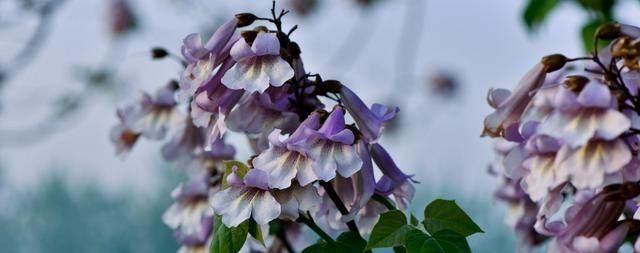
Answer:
[[370, 143, 415, 209], [110, 82, 178, 156], [544, 183, 640, 253], [340, 86, 398, 143], [538, 82, 630, 148], [179, 17, 239, 101], [482, 55, 567, 138], [253, 108, 363, 190], [226, 86, 299, 135], [252, 112, 321, 189], [221, 31, 294, 93], [162, 172, 214, 248], [211, 169, 281, 227]]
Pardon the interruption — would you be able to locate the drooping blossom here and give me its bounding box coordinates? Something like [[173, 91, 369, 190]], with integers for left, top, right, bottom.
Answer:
[[307, 107, 363, 180], [482, 54, 567, 137], [221, 31, 294, 93], [226, 86, 299, 135], [211, 169, 281, 227], [538, 82, 630, 148], [252, 112, 321, 189], [542, 183, 640, 253], [340, 85, 398, 143], [163, 172, 215, 252], [272, 182, 321, 220], [110, 81, 178, 155], [179, 17, 239, 100], [117, 81, 179, 140], [370, 143, 415, 209]]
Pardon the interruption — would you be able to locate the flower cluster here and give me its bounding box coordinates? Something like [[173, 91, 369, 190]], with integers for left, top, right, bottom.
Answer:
[[484, 23, 640, 252], [111, 4, 416, 252]]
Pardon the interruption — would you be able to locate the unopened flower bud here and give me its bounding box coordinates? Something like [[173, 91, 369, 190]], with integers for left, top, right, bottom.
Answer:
[[151, 47, 169, 59], [240, 30, 258, 44], [235, 13, 258, 28], [541, 54, 567, 73], [596, 23, 621, 40], [167, 80, 179, 91], [323, 80, 342, 93], [563, 75, 589, 93]]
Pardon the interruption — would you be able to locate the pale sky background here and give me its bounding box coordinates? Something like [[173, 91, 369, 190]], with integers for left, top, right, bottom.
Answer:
[[1, 0, 640, 251]]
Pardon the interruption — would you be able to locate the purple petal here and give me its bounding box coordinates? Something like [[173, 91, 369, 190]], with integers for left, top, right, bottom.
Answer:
[[340, 86, 397, 142], [487, 88, 511, 108], [369, 143, 411, 184], [182, 33, 208, 61], [577, 83, 611, 108], [230, 38, 256, 62], [244, 169, 270, 190], [204, 17, 238, 55], [251, 32, 280, 56]]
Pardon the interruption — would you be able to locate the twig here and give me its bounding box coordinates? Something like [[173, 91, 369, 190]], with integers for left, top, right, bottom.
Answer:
[[0, 0, 66, 89], [393, 0, 427, 90], [372, 193, 397, 210], [275, 222, 296, 253], [297, 212, 334, 243]]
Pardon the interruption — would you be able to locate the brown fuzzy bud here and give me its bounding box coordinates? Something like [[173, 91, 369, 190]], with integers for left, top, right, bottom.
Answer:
[[323, 80, 343, 93], [167, 80, 179, 91], [235, 13, 258, 28], [151, 47, 169, 59], [595, 23, 621, 40], [240, 30, 258, 44], [563, 75, 589, 93], [541, 54, 567, 73]]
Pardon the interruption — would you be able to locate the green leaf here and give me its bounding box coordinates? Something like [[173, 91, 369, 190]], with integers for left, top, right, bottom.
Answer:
[[302, 231, 366, 253], [221, 161, 250, 189], [522, 0, 559, 31], [575, 0, 616, 19], [248, 219, 264, 246], [405, 229, 470, 253], [423, 199, 483, 237], [581, 18, 611, 54], [210, 216, 249, 253], [366, 210, 411, 250]]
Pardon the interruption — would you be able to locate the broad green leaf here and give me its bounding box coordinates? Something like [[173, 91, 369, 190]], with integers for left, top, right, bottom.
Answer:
[[405, 229, 470, 253], [248, 219, 264, 246], [575, 0, 616, 19], [423, 199, 483, 237], [581, 19, 611, 54], [302, 231, 366, 253], [431, 230, 471, 253], [522, 0, 559, 31], [210, 216, 249, 253], [221, 161, 250, 188], [366, 210, 411, 250]]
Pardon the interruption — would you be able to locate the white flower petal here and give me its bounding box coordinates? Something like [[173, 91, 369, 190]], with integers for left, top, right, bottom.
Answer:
[[251, 191, 281, 225], [264, 56, 294, 87]]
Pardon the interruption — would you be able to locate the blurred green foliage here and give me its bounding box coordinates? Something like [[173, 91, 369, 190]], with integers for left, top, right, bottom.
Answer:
[[0, 171, 179, 253], [522, 0, 620, 52]]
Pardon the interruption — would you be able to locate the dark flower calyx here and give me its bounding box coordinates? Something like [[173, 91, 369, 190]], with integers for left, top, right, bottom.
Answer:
[[541, 54, 567, 73], [235, 13, 258, 28]]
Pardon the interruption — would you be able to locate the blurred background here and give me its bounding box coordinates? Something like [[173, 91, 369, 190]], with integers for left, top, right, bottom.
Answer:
[[1, 0, 639, 252]]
